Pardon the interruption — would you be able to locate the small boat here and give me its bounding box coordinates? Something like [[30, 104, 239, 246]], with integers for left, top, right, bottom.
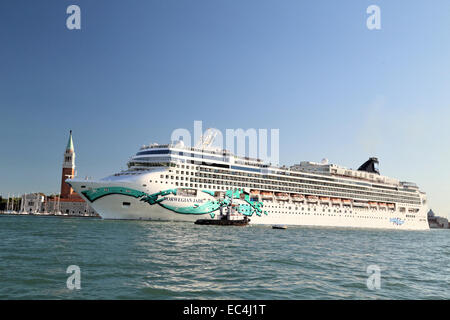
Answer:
[[306, 195, 319, 202], [275, 192, 289, 201], [342, 199, 352, 206], [331, 198, 341, 203], [261, 191, 273, 199], [272, 225, 287, 230], [291, 194, 305, 202], [319, 197, 330, 202], [353, 201, 369, 207], [369, 201, 378, 207], [195, 216, 250, 226]]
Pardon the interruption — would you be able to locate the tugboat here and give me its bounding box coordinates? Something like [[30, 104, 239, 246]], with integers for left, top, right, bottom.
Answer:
[[195, 201, 250, 226], [194, 215, 250, 226]]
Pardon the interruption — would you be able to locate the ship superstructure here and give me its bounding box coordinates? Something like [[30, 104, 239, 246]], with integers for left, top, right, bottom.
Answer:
[[68, 137, 429, 230]]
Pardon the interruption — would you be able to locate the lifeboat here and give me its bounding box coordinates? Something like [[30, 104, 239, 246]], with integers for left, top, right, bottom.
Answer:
[[306, 195, 319, 203], [275, 192, 289, 201], [342, 199, 352, 206], [250, 190, 260, 195], [261, 191, 273, 200], [353, 201, 369, 207], [319, 197, 330, 202], [369, 201, 378, 207], [291, 194, 305, 202], [387, 203, 395, 209], [330, 198, 341, 206], [378, 202, 387, 210]]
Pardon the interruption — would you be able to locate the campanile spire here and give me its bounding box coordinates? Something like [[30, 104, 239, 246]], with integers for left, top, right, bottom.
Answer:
[[61, 130, 76, 198], [66, 130, 74, 151]]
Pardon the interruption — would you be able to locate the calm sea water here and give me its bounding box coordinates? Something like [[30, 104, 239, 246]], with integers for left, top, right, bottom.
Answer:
[[0, 215, 448, 300]]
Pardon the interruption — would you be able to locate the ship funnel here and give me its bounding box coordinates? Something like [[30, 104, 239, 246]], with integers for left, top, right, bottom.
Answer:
[[357, 157, 380, 175]]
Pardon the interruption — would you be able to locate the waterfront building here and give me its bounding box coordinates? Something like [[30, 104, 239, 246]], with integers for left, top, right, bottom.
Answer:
[[20, 193, 45, 214], [427, 210, 449, 229]]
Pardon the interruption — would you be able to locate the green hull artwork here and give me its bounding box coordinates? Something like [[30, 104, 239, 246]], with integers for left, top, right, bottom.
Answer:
[[81, 187, 268, 219]]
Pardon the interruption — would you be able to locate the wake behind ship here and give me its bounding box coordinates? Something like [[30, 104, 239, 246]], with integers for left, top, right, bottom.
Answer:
[[67, 135, 429, 230]]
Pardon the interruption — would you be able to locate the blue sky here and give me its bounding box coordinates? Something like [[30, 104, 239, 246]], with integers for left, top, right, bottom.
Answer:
[[0, 1, 449, 218]]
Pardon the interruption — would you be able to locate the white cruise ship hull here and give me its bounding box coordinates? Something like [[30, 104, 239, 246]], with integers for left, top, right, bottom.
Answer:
[[68, 179, 429, 230]]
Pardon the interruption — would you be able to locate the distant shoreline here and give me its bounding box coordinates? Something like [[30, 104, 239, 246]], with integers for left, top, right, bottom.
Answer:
[[0, 212, 100, 219]]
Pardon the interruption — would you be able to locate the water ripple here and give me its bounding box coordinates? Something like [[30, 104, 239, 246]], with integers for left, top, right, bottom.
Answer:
[[0, 216, 448, 299]]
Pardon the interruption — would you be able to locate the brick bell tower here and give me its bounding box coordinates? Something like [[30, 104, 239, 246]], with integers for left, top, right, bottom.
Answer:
[[60, 130, 76, 198]]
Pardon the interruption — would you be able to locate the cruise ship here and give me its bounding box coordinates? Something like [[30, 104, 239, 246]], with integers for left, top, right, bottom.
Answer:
[[68, 135, 429, 230]]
